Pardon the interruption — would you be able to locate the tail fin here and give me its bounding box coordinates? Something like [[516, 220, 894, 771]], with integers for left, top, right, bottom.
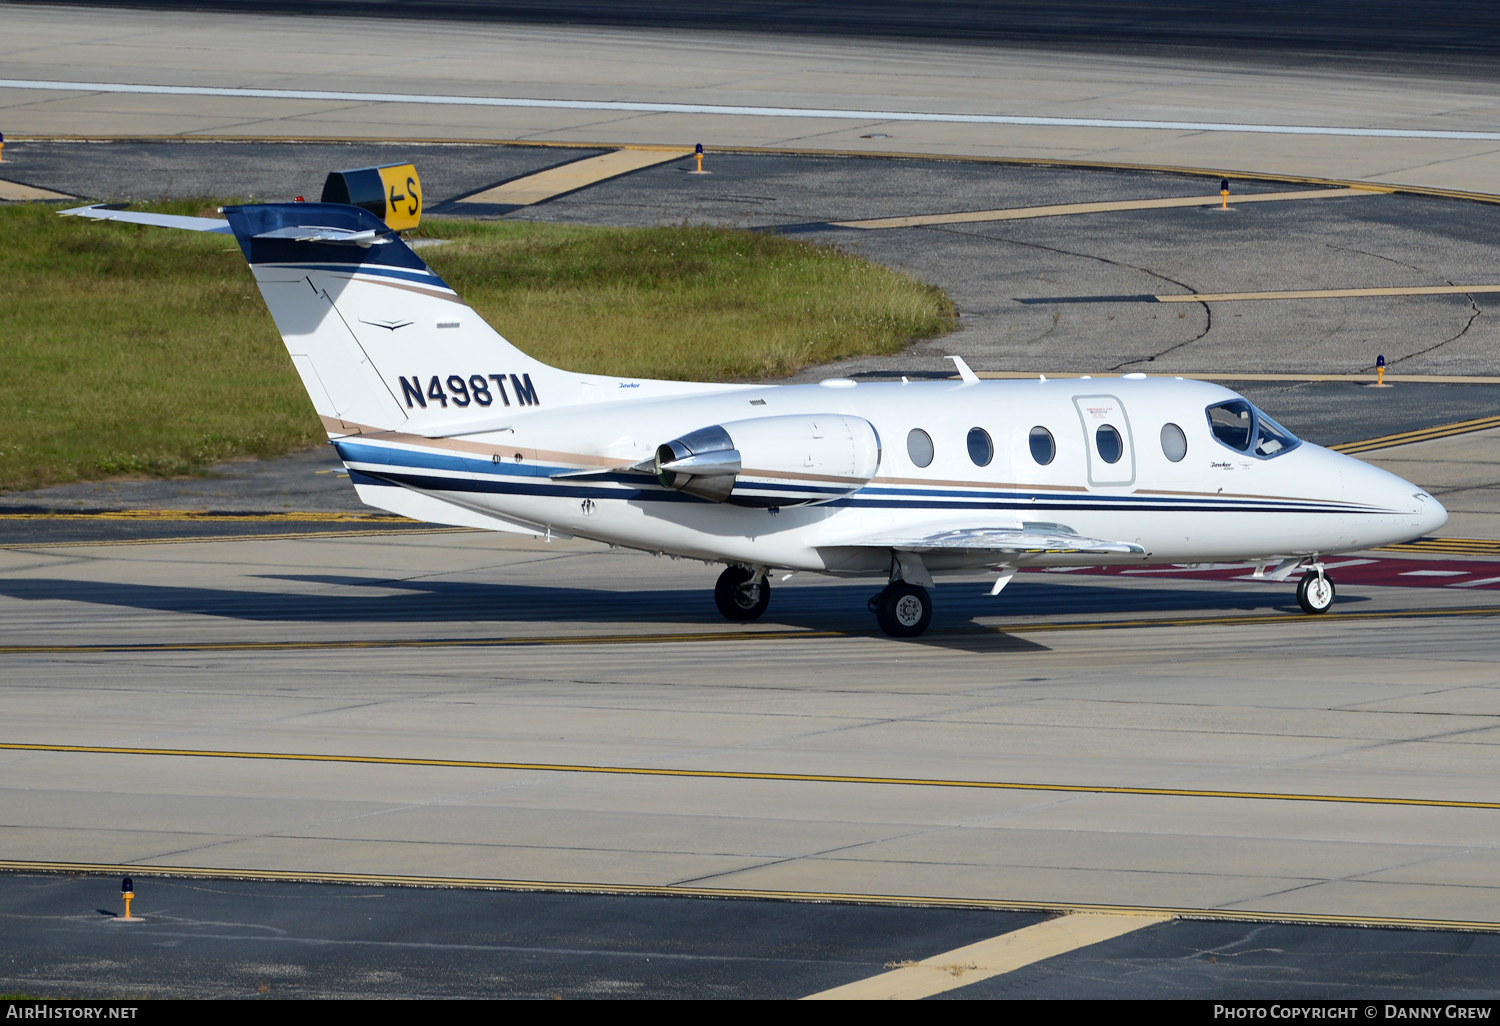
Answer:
[[223, 203, 566, 437]]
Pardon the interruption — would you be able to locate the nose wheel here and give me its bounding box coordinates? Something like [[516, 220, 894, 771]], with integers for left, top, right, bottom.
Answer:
[[869, 582, 933, 637], [1296, 571, 1335, 614], [714, 565, 770, 621]]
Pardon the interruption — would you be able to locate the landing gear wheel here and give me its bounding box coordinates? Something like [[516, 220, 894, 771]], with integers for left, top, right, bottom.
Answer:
[[1296, 572, 1335, 614], [873, 582, 933, 638], [714, 565, 770, 622]]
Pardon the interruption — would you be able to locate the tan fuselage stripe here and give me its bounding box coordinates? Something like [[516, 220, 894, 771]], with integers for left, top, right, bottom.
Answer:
[[343, 434, 1336, 505], [833, 187, 1378, 229], [5, 742, 1497, 810], [803, 913, 1170, 999]]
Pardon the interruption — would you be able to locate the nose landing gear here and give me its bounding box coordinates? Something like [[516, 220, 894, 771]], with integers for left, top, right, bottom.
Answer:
[[1296, 565, 1335, 614]]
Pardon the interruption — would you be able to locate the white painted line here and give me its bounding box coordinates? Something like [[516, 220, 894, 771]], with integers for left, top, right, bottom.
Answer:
[[1450, 577, 1500, 588], [1400, 570, 1468, 577], [4, 79, 1500, 141], [803, 912, 1170, 1000]]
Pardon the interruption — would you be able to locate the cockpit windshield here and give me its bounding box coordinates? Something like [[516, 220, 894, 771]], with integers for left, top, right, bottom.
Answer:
[[1205, 399, 1301, 458]]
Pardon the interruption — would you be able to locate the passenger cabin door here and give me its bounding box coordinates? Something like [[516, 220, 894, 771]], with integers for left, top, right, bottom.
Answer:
[[1072, 394, 1136, 488]]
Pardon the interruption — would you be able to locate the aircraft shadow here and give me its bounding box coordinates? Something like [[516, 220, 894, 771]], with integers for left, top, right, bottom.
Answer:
[[0, 575, 1364, 639]]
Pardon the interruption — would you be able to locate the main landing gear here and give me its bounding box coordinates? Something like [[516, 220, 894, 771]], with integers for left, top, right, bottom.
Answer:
[[714, 565, 770, 622], [867, 582, 933, 638], [1296, 566, 1336, 614], [711, 564, 935, 638]]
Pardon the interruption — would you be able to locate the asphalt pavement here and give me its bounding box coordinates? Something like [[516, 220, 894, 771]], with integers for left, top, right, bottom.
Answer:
[[5, 3, 1500, 1002]]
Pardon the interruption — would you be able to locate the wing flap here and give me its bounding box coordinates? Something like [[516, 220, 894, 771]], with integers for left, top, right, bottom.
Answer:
[[846, 523, 1146, 556]]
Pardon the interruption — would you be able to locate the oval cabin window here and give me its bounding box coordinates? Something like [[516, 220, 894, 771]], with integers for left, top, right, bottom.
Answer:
[[1096, 425, 1123, 464], [967, 427, 993, 467], [1029, 426, 1055, 465], [907, 428, 934, 468], [1161, 423, 1188, 462]]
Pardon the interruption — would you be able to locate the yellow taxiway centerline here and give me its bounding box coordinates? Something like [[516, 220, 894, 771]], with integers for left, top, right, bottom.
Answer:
[[832, 187, 1379, 229], [0, 606, 1496, 654], [0, 509, 412, 522], [1157, 283, 1500, 303], [0, 527, 466, 548], [803, 912, 1170, 999], [453, 148, 688, 207], [4, 859, 1499, 933], [1380, 538, 1500, 556], [1330, 414, 1500, 454], [5, 742, 1498, 809], [22, 133, 1500, 204], [973, 371, 1500, 383]]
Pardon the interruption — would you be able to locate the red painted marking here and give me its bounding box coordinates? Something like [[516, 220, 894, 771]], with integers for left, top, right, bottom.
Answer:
[[1026, 558, 1500, 590]]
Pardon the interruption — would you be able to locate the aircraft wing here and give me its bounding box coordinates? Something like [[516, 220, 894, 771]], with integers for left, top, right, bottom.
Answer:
[[60, 204, 232, 233], [845, 525, 1146, 556]]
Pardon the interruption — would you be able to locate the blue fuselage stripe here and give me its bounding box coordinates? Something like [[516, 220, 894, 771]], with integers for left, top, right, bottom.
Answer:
[[343, 455, 1377, 516], [259, 262, 451, 288]]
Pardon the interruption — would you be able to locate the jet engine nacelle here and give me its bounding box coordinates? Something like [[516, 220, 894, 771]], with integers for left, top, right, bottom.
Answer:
[[654, 414, 881, 506]]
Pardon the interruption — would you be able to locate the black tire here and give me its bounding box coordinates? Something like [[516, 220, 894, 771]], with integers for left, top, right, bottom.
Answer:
[[1296, 573, 1335, 614], [874, 582, 933, 638], [714, 565, 770, 622]]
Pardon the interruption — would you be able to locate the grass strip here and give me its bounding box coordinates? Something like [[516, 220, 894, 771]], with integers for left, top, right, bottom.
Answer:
[[1, 202, 955, 491]]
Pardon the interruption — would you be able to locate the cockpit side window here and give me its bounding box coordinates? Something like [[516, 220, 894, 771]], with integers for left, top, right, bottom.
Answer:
[[1253, 410, 1300, 457], [1207, 400, 1254, 451], [1205, 400, 1301, 459]]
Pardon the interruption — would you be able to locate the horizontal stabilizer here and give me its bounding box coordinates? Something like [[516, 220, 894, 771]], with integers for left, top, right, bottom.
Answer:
[[252, 225, 394, 246], [351, 477, 565, 537], [60, 204, 231, 233]]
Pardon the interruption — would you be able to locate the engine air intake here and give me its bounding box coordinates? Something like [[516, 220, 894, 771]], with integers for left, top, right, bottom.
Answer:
[[654, 414, 880, 506]]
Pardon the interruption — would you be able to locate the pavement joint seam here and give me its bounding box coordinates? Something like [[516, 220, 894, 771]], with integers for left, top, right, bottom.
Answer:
[[4, 861, 1498, 933]]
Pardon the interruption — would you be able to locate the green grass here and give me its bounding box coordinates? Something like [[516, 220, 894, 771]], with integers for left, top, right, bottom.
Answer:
[[410, 219, 956, 380], [0, 202, 955, 491]]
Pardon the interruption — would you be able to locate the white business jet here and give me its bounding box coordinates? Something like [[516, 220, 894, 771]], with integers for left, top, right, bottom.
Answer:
[[63, 195, 1446, 637]]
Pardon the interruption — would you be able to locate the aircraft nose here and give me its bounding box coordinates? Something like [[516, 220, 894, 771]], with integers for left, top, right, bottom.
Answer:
[[1416, 490, 1448, 536], [1340, 455, 1447, 541]]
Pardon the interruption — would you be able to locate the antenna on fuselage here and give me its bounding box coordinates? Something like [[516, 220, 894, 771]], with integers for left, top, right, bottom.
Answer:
[[947, 355, 980, 385]]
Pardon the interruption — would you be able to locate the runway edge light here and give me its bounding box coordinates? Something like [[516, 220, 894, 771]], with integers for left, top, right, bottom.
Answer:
[[117, 875, 139, 922]]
